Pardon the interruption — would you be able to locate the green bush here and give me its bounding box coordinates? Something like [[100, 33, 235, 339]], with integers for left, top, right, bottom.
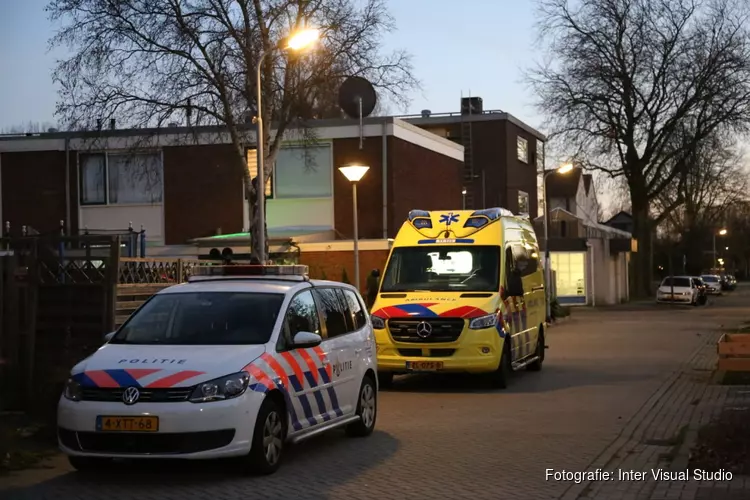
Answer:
[[551, 298, 571, 319], [341, 267, 351, 284]]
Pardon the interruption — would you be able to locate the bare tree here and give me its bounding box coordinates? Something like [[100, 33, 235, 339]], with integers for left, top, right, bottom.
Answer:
[[657, 132, 748, 234], [47, 0, 418, 260], [528, 0, 750, 296]]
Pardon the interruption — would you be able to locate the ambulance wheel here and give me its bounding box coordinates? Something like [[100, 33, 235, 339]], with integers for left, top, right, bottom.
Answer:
[[490, 342, 512, 389], [68, 456, 110, 472], [346, 375, 377, 437], [377, 372, 393, 389], [246, 396, 285, 475], [527, 329, 545, 371]]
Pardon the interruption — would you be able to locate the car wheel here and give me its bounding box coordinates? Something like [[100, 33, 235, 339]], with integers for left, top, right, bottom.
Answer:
[[527, 329, 545, 371], [68, 456, 111, 472], [246, 397, 285, 475], [489, 341, 512, 389], [377, 371, 393, 389], [346, 375, 377, 437]]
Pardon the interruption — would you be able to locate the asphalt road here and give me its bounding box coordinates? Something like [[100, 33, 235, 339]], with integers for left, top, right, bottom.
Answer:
[[2, 289, 748, 500]]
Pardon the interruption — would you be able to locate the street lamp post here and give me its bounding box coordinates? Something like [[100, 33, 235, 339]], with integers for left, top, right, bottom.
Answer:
[[254, 28, 320, 263], [339, 165, 370, 292], [541, 162, 575, 322], [462, 188, 467, 210], [713, 228, 728, 271]]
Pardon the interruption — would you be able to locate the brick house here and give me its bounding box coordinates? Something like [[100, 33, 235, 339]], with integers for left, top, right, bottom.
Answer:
[[399, 96, 545, 217], [0, 118, 463, 289]]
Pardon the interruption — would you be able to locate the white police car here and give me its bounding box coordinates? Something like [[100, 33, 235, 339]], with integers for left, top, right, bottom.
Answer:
[[58, 265, 378, 474]]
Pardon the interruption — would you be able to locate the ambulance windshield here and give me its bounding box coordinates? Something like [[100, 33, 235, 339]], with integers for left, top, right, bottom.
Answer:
[[380, 245, 500, 292]]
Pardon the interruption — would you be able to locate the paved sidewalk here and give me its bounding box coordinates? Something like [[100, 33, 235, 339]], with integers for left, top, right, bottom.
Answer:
[[558, 326, 750, 500]]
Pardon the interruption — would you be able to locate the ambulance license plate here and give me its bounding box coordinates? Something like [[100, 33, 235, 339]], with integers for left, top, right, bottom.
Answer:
[[406, 361, 444, 371], [96, 416, 159, 432]]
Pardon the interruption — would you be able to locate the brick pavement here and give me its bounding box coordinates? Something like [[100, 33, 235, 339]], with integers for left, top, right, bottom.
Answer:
[[1, 293, 749, 500]]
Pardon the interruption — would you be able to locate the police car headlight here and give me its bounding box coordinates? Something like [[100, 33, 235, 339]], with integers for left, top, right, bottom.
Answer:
[[63, 378, 82, 402], [469, 314, 498, 330], [371, 315, 385, 330], [189, 372, 251, 403]]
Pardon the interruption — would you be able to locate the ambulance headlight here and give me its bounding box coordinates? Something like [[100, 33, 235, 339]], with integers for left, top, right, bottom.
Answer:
[[371, 315, 385, 330], [469, 314, 498, 330], [189, 372, 251, 403]]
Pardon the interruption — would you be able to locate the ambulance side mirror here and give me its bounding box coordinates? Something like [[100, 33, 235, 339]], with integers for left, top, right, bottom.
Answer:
[[506, 268, 524, 297]]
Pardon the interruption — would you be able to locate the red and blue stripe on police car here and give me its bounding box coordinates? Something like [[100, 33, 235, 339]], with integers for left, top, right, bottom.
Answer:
[[72, 368, 206, 389], [243, 346, 343, 432]]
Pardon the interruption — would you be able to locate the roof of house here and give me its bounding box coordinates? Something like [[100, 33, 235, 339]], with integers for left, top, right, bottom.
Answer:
[[603, 211, 633, 226], [545, 168, 582, 197], [583, 174, 593, 195], [0, 116, 464, 161], [396, 109, 546, 141]]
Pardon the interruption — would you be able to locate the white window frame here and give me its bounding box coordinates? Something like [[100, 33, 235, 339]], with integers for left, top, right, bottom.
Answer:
[[78, 150, 164, 206], [536, 139, 544, 170], [518, 190, 530, 214], [517, 136, 529, 163]]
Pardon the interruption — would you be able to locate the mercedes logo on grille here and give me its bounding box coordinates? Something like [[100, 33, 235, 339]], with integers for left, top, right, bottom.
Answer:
[[416, 321, 433, 338], [122, 386, 140, 405]]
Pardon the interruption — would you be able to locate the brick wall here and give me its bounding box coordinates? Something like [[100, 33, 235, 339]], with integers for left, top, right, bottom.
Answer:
[[1, 150, 78, 234], [388, 137, 463, 237], [163, 144, 243, 244], [299, 249, 390, 292]]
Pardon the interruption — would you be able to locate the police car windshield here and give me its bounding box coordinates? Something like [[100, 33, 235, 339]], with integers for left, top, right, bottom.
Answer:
[[110, 292, 284, 345], [380, 245, 500, 292]]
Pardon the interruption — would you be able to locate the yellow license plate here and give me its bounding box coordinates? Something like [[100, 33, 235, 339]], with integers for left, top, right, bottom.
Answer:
[[96, 416, 159, 432], [406, 361, 444, 371]]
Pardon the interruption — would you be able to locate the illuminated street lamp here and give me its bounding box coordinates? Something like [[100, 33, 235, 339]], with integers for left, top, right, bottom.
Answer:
[[339, 165, 370, 291], [542, 162, 578, 321], [713, 228, 728, 270], [254, 28, 320, 263], [462, 188, 467, 210]]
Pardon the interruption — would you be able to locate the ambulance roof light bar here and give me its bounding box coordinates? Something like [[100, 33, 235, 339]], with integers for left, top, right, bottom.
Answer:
[[188, 264, 309, 282]]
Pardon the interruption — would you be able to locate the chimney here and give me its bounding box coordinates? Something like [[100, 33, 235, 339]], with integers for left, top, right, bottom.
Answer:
[[96, 119, 103, 131], [421, 109, 431, 118], [109, 118, 116, 130]]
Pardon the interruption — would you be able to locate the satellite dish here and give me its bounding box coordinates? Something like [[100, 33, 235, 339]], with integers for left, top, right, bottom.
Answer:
[[338, 76, 377, 119]]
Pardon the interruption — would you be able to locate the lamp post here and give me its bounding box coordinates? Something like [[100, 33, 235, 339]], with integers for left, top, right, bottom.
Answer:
[[338, 165, 370, 291], [713, 228, 728, 271], [254, 28, 320, 263], [462, 188, 467, 210], [541, 162, 575, 321]]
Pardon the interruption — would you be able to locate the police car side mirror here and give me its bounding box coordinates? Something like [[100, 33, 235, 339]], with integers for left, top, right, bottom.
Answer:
[[293, 331, 322, 348], [104, 331, 116, 343]]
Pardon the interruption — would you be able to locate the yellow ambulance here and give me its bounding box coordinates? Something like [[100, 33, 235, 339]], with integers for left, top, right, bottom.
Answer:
[[371, 208, 547, 388]]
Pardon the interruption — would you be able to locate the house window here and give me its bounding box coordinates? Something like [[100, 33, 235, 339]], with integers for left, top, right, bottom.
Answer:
[[274, 144, 332, 198], [537, 139, 544, 170], [246, 148, 272, 197], [518, 190, 529, 214], [79, 152, 163, 205], [517, 136, 528, 163], [550, 252, 586, 300]]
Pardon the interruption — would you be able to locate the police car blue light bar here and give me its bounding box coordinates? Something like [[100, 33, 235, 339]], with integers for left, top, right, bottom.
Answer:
[[191, 265, 309, 277]]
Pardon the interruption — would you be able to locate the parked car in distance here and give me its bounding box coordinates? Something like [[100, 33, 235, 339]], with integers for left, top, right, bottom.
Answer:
[[700, 275, 723, 295], [656, 276, 700, 306], [691, 277, 708, 305], [723, 275, 737, 291]]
